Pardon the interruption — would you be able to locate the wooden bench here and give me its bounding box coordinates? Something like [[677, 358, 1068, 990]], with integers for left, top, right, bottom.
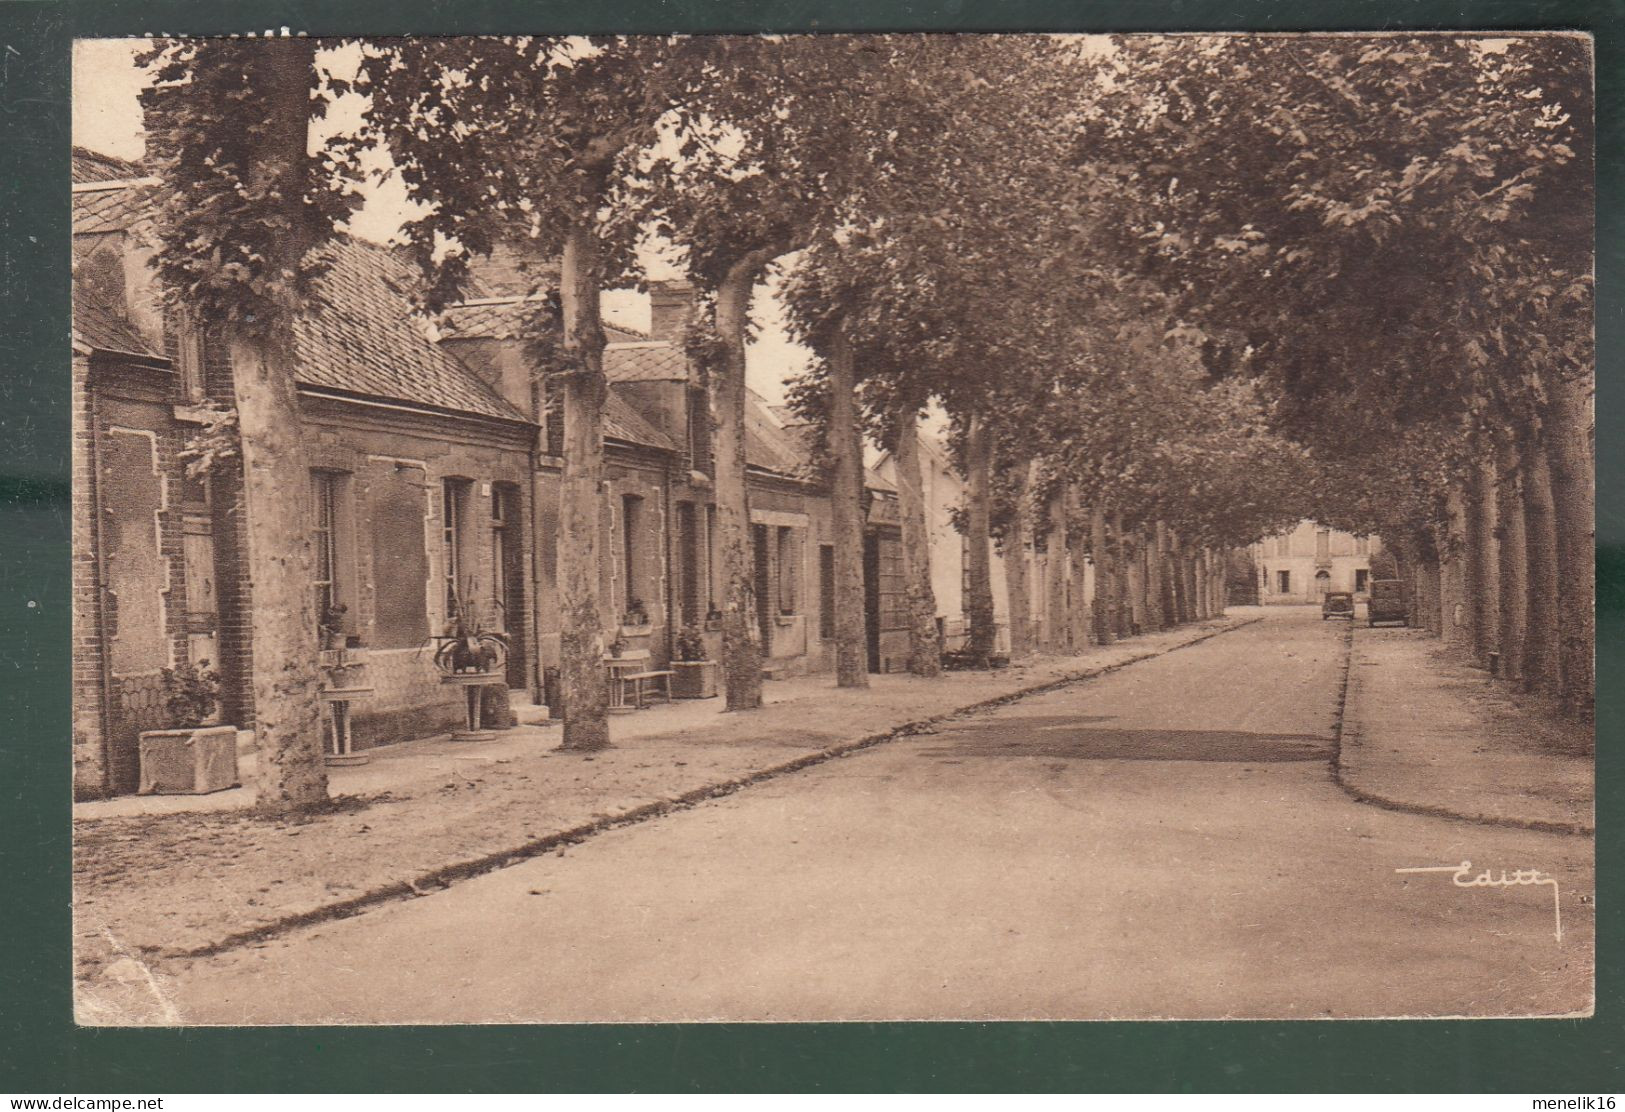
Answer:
[[623, 669, 675, 709]]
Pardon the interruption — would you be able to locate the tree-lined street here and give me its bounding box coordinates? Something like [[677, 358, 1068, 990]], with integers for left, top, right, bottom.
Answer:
[[157, 610, 1591, 1024], [69, 32, 1595, 1027]]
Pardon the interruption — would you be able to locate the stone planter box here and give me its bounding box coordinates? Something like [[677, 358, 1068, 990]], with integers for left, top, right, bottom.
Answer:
[[137, 725, 240, 794], [672, 660, 719, 699]]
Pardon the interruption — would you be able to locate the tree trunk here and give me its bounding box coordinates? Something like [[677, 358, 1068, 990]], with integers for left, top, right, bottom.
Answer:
[[712, 256, 767, 709], [894, 405, 941, 676], [1111, 510, 1132, 636], [232, 333, 328, 813], [1167, 531, 1187, 624], [555, 219, 612, 751], [235, 38, 327, 814], [1127, 528, 1147, 634], [1004, 460, 1035, 661], [828, 330, 869, 688], [1442, 486, 1469, 647], [1191, 548, 1202, 619], [1520, 434, 1561, 696], [1197, 547, 1212, 619], [1089, 502, 1113, 645], [1545, 371, 1594, 715], [1147, 521, 1169, 631], [1465, 453, 1499, 664], [964, 413, 998, 664], [1418, 552, 1442, 636], [1494, 433, 1528, 686], [1044, 486, 1069, 650], [1065, 487, 1091, 649]]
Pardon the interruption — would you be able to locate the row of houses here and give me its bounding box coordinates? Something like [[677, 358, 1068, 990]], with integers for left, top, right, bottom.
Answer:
[[71, 147, 1063, 799]]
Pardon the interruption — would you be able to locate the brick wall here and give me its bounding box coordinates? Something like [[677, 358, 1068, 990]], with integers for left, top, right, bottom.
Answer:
[[71, 354, 108, 798], [80, 368, 197, 794]]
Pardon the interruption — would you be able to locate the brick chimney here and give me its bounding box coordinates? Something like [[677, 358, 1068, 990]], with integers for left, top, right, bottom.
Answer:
[[648, 279, 696, 343]]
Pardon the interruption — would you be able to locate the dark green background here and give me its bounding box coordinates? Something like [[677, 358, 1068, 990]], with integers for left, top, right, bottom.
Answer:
[[2, 0, 1619, 1093]]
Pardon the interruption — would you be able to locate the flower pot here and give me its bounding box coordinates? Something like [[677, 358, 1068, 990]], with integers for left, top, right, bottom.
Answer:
[[672, 659, 719, 699], [138, 725, 240, 794]]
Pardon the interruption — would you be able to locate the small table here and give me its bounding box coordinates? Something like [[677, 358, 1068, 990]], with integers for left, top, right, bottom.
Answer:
[[604, 650, 651, 712], [441, 673, 502, 740], [321, 686, 375, 765]]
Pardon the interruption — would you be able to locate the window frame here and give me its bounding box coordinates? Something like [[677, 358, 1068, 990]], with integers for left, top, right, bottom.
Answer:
[[442, 477, 473, 618]]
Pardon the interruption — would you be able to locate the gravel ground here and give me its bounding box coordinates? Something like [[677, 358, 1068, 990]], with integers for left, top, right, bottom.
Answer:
[[1339, 626, 1593, 832], [74, 614, 1253, 1022]]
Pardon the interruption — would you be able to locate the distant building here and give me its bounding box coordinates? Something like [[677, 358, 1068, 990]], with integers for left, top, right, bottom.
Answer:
[[1249, 521, 1380, 604]]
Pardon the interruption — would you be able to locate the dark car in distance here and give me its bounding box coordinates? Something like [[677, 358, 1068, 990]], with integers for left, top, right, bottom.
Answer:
[[1321, 591, 1355, 620], [1367, 579, 1407, 627]]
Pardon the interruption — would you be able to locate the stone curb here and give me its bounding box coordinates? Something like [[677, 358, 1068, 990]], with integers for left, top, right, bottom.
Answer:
[[169, 616, 1262, 961], [1329, 624, 1592, 838]]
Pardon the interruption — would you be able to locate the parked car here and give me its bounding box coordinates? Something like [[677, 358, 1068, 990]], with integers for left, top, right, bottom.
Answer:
[[1367, 579, 1407, 627], [1321, 591, 1355, 620]]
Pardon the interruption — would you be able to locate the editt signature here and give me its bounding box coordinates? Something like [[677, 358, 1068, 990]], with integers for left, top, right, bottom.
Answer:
[[1395, 860, 1563, 942]]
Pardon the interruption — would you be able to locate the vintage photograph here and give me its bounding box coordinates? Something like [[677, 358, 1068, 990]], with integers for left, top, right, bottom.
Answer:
[[69, 32, 1594, 1025]]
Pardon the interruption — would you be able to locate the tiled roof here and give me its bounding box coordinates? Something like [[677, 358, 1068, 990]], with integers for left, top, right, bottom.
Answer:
[[745, 391, 818, 480], [293, 239, 528, 424], [73, 181, 150, 234], [73, 286, 166, 361], [437, 299, 547, 342], [605, 391, 677, 453], [438, 297, 645, 346], [73, 148, 153, 234], [73, 147, 144, 183], [605, 342, 688, 383]]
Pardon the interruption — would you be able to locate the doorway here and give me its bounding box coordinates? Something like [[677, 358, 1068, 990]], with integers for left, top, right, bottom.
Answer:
[[1314, 570, 1331, 600], [752, 523, 772, 655], [863, 532, 882, 673], [492, 484, 527, 689]]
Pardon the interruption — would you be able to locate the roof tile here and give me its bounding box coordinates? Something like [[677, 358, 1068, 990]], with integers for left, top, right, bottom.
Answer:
[[73, 288, 165, 361], [293, 239, 529, 424], [605, 343, 688, 383]]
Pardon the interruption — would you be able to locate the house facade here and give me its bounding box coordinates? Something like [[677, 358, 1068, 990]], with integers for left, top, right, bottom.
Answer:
[[71, 150, 919, 797], [869, 439, 1093, 656], [1249, 520, 1381, 604]]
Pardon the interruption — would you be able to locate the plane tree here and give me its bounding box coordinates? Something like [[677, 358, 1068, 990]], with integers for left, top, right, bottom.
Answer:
[[139, 36, 364, 812], [357, 36, 730, 749], [1084, 33, 1593, 708]]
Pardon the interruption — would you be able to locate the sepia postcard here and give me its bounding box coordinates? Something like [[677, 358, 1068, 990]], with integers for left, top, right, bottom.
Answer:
[[68, 31, 1595, 1026]]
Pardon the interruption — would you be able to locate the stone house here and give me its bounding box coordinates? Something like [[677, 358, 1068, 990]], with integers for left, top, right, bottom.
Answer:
[[72, 150, 540, 795], [70, 150, 920, 796], [1250, 520, 1381, 604]]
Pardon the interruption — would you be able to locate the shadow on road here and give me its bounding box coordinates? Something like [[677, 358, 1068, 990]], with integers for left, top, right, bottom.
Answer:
[[918, 716, 1332, 763]]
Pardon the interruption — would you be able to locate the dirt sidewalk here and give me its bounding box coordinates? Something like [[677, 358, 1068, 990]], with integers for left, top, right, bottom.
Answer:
[[1336, 626, 1593, 834], [75, 612, 1260, 1016]]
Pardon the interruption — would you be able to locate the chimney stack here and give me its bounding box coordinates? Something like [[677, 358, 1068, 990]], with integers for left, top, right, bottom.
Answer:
[[648, 279, 696, 343]]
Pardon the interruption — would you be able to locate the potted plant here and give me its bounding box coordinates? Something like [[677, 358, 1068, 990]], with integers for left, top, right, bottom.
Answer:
[[671, 624, 719, 699], [608, 630, 629, 659], [137, 660, 240, 794], [431, 591, 509, 676], [622, 597, 651, 632], [430, 589, 512, 740], [319, 602, 349, 651]]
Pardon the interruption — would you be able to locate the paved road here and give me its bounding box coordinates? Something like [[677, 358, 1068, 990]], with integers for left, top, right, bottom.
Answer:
[[165, 609, 1593, 1023]]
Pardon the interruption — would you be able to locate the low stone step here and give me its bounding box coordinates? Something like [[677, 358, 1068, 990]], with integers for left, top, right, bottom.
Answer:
[[509, 697, 552, 726]]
